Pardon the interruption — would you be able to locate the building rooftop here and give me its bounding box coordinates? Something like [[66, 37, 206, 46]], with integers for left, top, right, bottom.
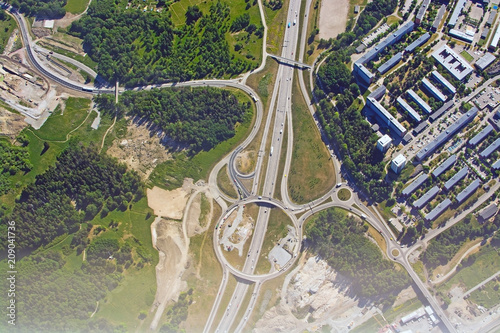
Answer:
[[413, 185, 440, 209], [431, 70, 456, 94], [355, 63, 375, 81], [406, 32, 431, 53], [432, 154, 457, 178], [430, 100, 455, 122], [456, 179, 481, 204], [469, 124, 494, 146], [432, 44, 474, 81], [378, 52, 403, 74], [378, 134, 392, 146], [444, 166, 469, 191], [422, 78, 447, 102], [408, 89, 432, 114], [490, 23, 500, 49], [392, 154, 407, 166], [475, 53, 497, 71], [416, 107, 478, 161], [413, 121, 429, 135], [449, 29, 474, 43], [415, 0, 431, 23], [492, 159, 500, 170], [432, 4, 446, 31], [397, 96, 421, 122], [368, 85, 386, 100], [482, 28, 490, 39], [479, 203, 497, 221], [402, 173, 428, 196], [425, 198, 452, 221], [479, 137, 500, 158], [448, 0, 467, 27], [487, 10, 497, 26], [367, 97, 407, 136]]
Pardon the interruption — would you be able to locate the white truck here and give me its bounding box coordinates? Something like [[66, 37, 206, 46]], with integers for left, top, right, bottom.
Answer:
[[270, 146, 274, 156]]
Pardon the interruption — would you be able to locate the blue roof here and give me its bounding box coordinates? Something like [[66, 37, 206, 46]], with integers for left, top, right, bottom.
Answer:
[[456, 179, 481, 204], [422, 78, 447, 102], [479, 137, 500, 158], [469, 124, 494, 147], [408, 89, 432, 114], [425, 198, 452, 221], [378, 52, 403, 74], [444, 166, 468, 191], [413, 186, 440, 209], [432, 154, 457, 178], [431, 71, 456, 94], [397, 96, 421, 122], [416, 108, 478, 161], [402, 173, 428, 196], [405, 32, 431, 53]]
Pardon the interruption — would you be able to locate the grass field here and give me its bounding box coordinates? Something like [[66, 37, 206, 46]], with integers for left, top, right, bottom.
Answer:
[[254, 206, 292, 274], [273, 119, 289, 202], [288, 71, 335, 203], [338, 188, 351, 201], [411, 260, 426, 283], [262, 0, 290, 54], [469, 277, 500, 308], [367, 225, 387, 256], [217, 165, 239, 199], [64, 0, 90, 14], [0, 14, 16, 53], [460, 50, 474, 63]]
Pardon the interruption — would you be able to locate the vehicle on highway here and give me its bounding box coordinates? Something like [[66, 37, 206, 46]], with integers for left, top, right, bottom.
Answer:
[[336, 183, 342, 187], [270, 146, 274, 156], [287, 22, 290, 28], [293, 19, 296, 25]]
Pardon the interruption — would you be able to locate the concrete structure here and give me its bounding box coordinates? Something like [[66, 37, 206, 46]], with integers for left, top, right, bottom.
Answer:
[[422, 77, 447, 102], [416, 108, 478, 161], [444, 166, 469, 191], [413, 186, 440, 209], [405, 32, 431, 53], [408, 89, 432, 114], [378, 52, 403, 74], [356, 44, 367, 53], [448, 0, 467, 27], [449, 29, 475, 43], [432, 4, 446, 32], [481, 27, 490, 39], [489, 23, 500, 50], [456, 179, 481, 204], [368, 85, 386, 100], [354, 5, 360, 13], [402, 173, 428, 197], [432, 44, 474, 81], [377, 134, 393, 152], [475, 53, 497, 71], [432, 154, 457, 178], [401, 307, 426, 325], [469, 124, 494, 146], [415, 0, 431, 24], [479, 137, 500, 158], [478, 203, 497, 222], [430, 100, 454, 122], [366, 97, 407, 137], [354, 63, 375, 84], [413, 121, 429, 135], [397, 96, 421, 122], [431, 70, 456, 94], [391, 154, 407, 174], [492, 159, 500, 170], [487, 10, 497, 26], [425, 198, 452, 222]]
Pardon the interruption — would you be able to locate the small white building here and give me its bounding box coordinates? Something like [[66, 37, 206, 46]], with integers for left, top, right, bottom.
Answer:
[[391, 154, 407, 174], [377, 134, 393, 152]]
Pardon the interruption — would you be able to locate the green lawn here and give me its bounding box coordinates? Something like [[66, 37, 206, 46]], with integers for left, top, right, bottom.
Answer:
[[64, 0, 90, 14], [460, 50, 474, 63], [217, 165, 238, 199], [469, 278, 500, 309], [338, 188, 351, 201], [0, 14, 16, 53]]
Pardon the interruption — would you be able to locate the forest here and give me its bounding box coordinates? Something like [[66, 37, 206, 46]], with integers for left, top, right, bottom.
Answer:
[[422, 213, 500, 270], [353, 0, 398, 37], [0, 144, 142, 252], [0, 138, 32, 195], [7, 0, 66, 18], [95, 87, 251, 152], [69, 0, 258, 86], [306, 208, 410, 303]]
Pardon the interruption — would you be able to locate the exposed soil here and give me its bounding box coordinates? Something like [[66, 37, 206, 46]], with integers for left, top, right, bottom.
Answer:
[[317, 0, 349, 41], [0, 108, 27, 139], [147, 186, 190, 220], [236, 149, 256, 174]]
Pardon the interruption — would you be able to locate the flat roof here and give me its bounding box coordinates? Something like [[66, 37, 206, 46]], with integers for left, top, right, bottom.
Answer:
[[408, 89, 432, 114], [416, 108, 478, 161], [492, 159, 500, 170], [413, 121, 429, 135], [479, 137, 500, 158], [487, 10, 497, 26], [479, 203, 497, 220], [425, 198, 452, 221], [430, 100, 455, 122], [368, 85, 386, 100], [432, 70, 456, 94], [378, 52, 403, 74], [397, 96, 421, 122], [402, 173, 428, 196], [482, 28, 490, 39], [392, 154, 407, 166], [432, 154, 457, 178], [448, 0, 467, 27], [416, 0, 431, 21], [432, 44, 473, 81], [475, 53, 497, 71], [367, 97, 407, 136], [456, 179, 481, 203], [355, 63, 375, 80], [490, 23, 500, 49], [406, 32, 431, 53], [422, 78, 447, 102], [413, 185, 440, 209], [433, 4, 446, 31], [378, 134, 392, 146], [444, 166, 469, 191], [449, 29, 474, 43], [469, 124, 494, 146]]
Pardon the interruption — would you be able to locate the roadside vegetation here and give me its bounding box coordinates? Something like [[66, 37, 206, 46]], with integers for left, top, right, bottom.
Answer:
[[217, 166, 238, 199], [0, 10, 16, 53], [64, 0, 89, 14], [10, 0, 67, 18]]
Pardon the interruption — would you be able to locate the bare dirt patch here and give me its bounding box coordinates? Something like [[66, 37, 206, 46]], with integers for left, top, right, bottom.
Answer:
[[318, 0, 349, 40], [236, 149, 256, 174], [107, 120, 171, 179], [147, 186, 190, 220], [0, 109, 27, 139]]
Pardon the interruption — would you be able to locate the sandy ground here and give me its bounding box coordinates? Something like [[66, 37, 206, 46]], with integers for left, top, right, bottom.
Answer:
[[317, 0, 350, 41], [236, 150, 256, 174], [0, 108, 27, 139], [147, 186, 190, 220], [107, 120, 171, 179]]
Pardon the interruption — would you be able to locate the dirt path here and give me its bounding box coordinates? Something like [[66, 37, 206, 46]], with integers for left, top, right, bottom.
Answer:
[[318, 0, 350, 40]]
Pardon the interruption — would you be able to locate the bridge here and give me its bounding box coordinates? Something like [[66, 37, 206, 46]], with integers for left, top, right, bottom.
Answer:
[[268, 54, 311, 69]]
